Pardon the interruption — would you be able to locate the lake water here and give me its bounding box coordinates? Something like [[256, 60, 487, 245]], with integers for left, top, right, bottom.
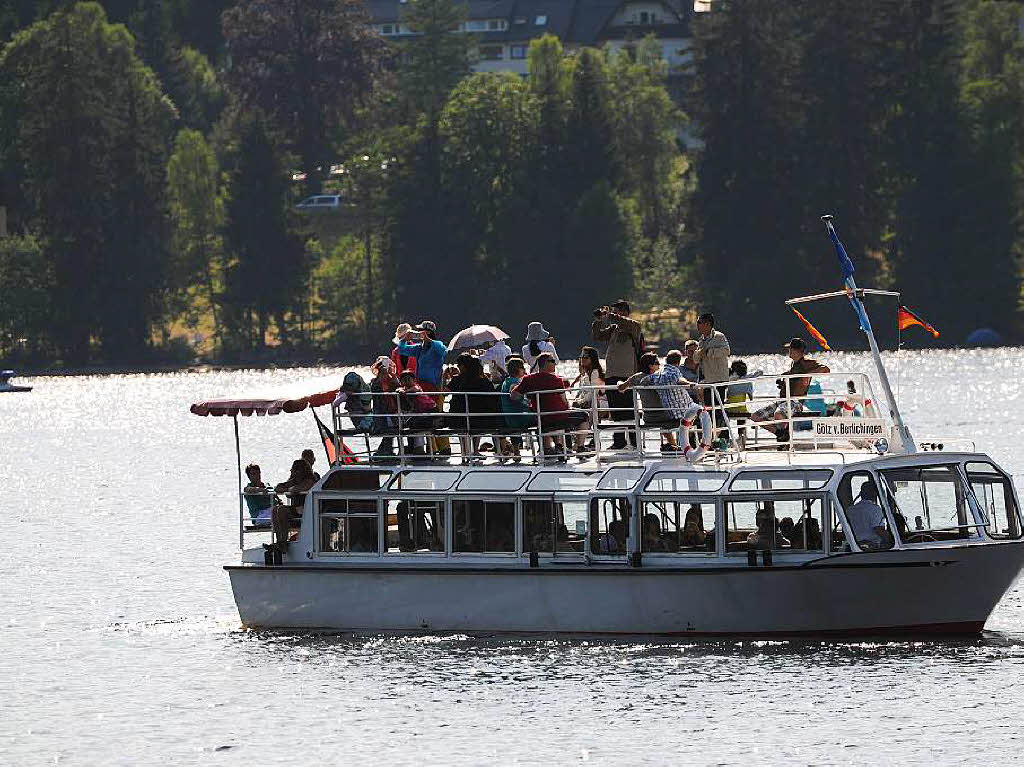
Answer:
[[3, 349, 1024, 765]]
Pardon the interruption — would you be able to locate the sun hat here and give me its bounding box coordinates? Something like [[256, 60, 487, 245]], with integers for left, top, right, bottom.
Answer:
[[371, 355, 394, 376], [392, 322, 412, 345], [525, 321, 552, 342]]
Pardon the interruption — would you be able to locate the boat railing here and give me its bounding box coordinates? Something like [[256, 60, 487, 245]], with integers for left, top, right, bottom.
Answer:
[[323, 371, 885, 466]]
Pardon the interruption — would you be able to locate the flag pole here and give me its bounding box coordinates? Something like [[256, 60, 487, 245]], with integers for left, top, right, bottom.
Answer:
[[821, 215, 916, 455]]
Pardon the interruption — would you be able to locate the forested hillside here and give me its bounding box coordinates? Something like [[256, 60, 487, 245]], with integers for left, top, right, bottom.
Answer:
[[0, 0, 1022, 366]]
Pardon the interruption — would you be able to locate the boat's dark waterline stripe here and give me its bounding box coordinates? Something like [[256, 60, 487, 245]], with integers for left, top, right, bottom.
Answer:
[[236, 621, 987, 637]]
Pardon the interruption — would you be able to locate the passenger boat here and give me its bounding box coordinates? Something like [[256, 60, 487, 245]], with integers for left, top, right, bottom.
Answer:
[[0, 370, 32, 393], [191, 220, 1024, 636]]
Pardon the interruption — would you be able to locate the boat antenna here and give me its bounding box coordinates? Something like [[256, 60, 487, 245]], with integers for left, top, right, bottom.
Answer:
[[820, 215, 916, 455]]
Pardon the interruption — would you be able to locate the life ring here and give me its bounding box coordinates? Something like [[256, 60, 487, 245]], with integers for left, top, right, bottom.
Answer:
[[682, 409, 714, 463]]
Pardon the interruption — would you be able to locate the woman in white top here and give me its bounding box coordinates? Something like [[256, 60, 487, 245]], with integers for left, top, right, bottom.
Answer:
[[522, 321, 559, 372], [569, 346, 607, 451]]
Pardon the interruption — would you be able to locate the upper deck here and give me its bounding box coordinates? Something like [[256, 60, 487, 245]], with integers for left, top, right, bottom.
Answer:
[[324, 369, 909, 469]]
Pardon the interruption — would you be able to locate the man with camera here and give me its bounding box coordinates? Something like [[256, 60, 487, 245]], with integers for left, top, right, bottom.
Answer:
[[592, 299, 645, 449]]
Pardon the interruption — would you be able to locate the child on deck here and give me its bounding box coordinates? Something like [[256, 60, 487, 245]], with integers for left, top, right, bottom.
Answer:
[[397, 371, 438, 455]]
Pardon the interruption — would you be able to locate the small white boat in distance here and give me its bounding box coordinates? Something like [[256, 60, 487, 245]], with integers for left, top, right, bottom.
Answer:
[[0, 370, 32, 393]]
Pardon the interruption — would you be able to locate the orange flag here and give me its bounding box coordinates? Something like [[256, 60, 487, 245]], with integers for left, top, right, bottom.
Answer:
[[790, 307, 831, 351], [898, 305, 939, 338]]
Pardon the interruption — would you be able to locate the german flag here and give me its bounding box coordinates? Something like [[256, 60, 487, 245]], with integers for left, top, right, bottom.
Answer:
[[898, 305, 939, 339], [312, 409, 358, 464]]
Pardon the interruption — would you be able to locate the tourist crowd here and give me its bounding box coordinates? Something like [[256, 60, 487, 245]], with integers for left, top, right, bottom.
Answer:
[[328, 301, 831, 461]]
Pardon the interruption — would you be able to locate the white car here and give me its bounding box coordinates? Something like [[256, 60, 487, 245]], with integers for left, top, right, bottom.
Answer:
[[295, 194, 342, 211]]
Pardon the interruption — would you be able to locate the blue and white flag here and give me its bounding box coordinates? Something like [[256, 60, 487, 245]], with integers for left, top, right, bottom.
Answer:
[[828, 223, 856, 279], [826, 220, 871, 333]]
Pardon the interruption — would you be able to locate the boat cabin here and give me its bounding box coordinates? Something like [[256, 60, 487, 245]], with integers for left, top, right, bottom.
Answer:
[[241, 452, 1023, 567]]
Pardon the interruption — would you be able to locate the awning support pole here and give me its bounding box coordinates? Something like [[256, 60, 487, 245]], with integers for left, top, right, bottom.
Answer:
[[234, 414, 244, 550]]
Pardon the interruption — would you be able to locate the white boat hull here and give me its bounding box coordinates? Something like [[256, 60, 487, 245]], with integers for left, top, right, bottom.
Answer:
[[227, 543, 1024, 636]]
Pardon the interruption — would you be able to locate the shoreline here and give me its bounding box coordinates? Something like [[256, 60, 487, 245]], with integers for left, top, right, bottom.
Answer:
[[5, 343, 1001, 378]]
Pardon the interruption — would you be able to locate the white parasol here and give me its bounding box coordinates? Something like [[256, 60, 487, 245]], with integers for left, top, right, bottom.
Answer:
[[447, 324, 510, 350]]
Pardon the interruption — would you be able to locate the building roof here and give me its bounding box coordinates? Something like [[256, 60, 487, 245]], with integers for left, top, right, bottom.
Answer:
[[363, 0, 691, 44]]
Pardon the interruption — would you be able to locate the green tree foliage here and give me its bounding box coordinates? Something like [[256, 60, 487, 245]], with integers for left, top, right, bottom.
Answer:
[[397, 0, 473, 126], [221, 112, 307, 355], [1, 2, 174, 362], [222, 0, 387, 195], [167, 128, 224, 347], [0, 234, 52, 360], [690, 0, 806, 340]]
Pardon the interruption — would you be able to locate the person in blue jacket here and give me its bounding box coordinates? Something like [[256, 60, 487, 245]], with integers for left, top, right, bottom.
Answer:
[[396, 320, 450, 455], [396, 320, 447, 390]]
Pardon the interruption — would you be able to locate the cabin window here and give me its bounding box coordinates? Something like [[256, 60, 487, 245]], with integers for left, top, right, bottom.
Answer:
[[879, 465, 978, 543], [510, 45, 527, 59], [383, 499, 445, 553], [458, 471, 530, 492], [589, 498, 631, 556], [318, 498, 379, 554], [730, 469, 832, 492], [322, 469, 390, 491], [836, 471, 892, 551], [452, 500, 515, 553], [641, 500, 716, 553], [389, 470, 460, 491], [645, 471, 728, 493], [522, 500, 588, 555], [724, 497, 824, 553], [597, 467, 645, 490], [480, 45, 504, 60], [965, 461, 1021, 539], [526, 471, 601, 492]]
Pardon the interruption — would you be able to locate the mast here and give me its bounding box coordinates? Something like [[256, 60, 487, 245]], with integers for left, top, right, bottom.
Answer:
[[821, 215, 916, 455]]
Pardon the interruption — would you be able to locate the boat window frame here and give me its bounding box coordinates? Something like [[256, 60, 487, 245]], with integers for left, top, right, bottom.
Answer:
[[637, 495, 723, 557], [321, 468, 393, 492], [456, 470, 532, 493], [520, 492, 590, 560], [962, 459, 1023, 540], [449, 495, 519, 557], [387, 469, 462, 492], [721, 491, 830, 557], [728, 469, 834, 493], [596, 466, 647, 491], [525, 471, 603, 493], [314, 494, 382, 557], [588, 495, 634, 560], [644, 471, 730, 494], [380, 495, 449, 557], [878, 463, 985, 545]]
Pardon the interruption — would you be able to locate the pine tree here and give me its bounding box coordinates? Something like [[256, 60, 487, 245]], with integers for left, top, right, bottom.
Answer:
[[222, 0, 387, 195]]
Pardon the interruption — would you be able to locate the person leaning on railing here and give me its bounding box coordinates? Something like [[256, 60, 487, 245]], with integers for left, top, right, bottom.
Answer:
[[749, 337, 830, 446]]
